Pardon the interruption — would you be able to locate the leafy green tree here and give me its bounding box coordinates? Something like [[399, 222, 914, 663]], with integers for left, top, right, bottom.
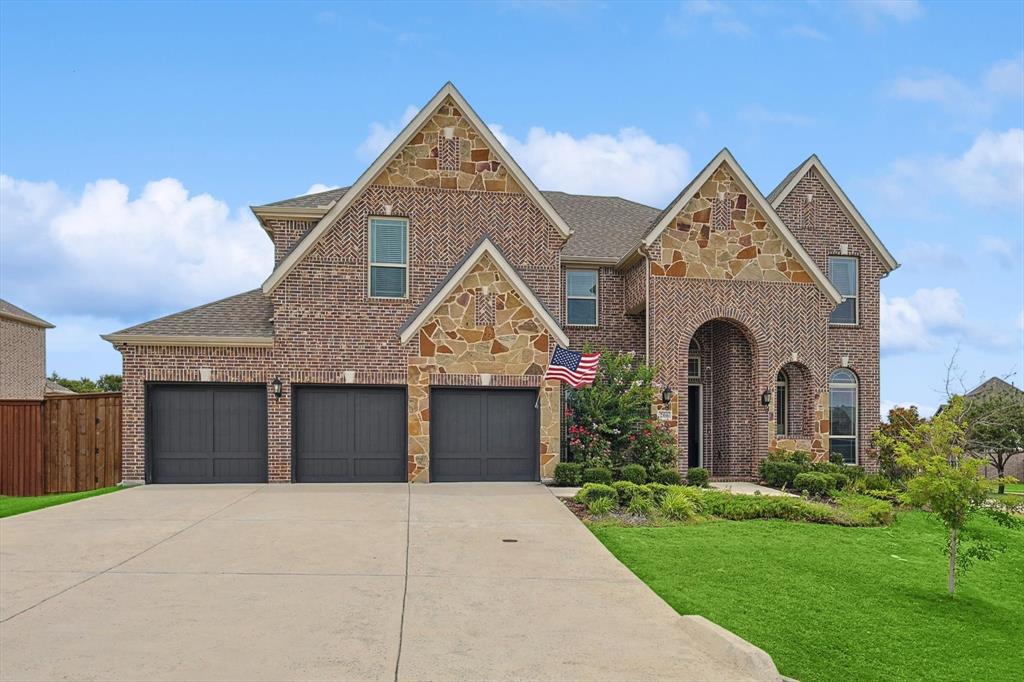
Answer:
[[49, 372, 122, 393], [965, 393, 1024, 494], [564, 350, 676, 471], [880, 396, 1021, 594], [873, 405, 926, 485]]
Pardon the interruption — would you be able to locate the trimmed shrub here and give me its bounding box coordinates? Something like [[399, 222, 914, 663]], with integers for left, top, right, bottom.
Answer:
[[612, 480, 651, 506], [627, 495, 655, 516], [760, 460, 806, 489], [827, 473, 849, 491], [686, 467, 710, 488], [620, 463, 648, 484], [835, 492, 895, 526], [644, 482, 670, 504], [586, 496, 615, 516], [794, 472, 834, 496], [553, 462, 584, 487], [575, 483, 618, 505], [651, 467, 682, 485], [860, 473, 892, 491], [829, 451, 846, 465], [661, 489, 697, 520], [582, 467, 613, 485]]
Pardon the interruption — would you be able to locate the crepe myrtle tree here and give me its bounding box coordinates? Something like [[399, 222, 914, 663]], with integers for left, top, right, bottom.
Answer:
[[879, 396, 1021, 595]]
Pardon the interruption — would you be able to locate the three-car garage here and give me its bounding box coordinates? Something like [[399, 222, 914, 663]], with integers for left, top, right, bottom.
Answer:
[[145, 384, 539, 484]]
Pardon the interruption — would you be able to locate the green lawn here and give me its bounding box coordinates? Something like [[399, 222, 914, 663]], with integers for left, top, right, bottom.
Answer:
[[592, 512, 1024, 682], [0, 487, 121, 518], [1001, 483, 1024, 493]]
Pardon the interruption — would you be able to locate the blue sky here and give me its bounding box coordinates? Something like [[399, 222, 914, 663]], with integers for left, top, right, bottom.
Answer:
[[1, 0, 1021, 416]]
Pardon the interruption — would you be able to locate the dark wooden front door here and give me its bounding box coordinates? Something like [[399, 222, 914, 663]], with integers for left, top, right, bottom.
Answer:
[[687, 385, 701, 469]]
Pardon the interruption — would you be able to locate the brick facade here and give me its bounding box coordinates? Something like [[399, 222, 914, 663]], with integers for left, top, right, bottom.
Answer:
[[114, 100, 887, 483], [0, 318, 46, 401]]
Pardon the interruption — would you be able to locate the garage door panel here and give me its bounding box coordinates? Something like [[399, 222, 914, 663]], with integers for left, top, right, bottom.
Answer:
[[431, 389, 537, 482], [149, 385, 266, 484], [294, 387, 405, 483]]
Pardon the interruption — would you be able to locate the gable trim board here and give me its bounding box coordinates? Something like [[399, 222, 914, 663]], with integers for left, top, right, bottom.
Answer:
[[397, 236, 570, 348], [640, 149, 843, 305], [261, 82, 573, 295], [0, 306, 54, 329], [768, 155, 899, 273]]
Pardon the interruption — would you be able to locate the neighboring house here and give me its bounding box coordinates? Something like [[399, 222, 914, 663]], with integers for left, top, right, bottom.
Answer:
[[45, 379, 76, 396], [965, 377, 1024, 482], [104, 82, 897, 485], [0, 299, 54, 401]]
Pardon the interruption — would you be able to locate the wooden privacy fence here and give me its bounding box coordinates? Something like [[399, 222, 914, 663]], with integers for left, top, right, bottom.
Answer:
[[0, 393, 122, 496]]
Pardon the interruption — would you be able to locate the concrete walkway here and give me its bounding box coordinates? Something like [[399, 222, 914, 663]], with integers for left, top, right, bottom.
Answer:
[[1, 483, 779, 681]]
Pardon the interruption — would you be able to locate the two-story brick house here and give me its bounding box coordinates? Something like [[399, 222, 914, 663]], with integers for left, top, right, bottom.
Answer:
[[104, 82, 897, 485]]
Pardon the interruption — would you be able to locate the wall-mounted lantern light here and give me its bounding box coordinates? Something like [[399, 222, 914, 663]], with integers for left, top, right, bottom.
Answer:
[[661, 386, 673, 405], [271, 377, 283, 398], [761, 389, 772, 406]]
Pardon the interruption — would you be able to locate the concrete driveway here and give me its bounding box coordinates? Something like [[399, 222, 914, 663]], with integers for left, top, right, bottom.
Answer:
[[0, 484, 778, 681]]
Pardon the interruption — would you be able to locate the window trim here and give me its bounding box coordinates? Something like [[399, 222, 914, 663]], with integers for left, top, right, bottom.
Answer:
[[828, 368, 859, 465], [688, 339, 701, 383], [368, 216, 409, 300], [776, 370, 788, 436], [827, 255, 859, 327], [565, 268, 599, 327]]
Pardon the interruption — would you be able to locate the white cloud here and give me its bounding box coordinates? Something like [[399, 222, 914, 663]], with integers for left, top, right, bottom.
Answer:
[[783, 25, 828, 41], [879, 128, 1024, 207], [304, 183, 341, 195], [980, 236, 1021, 269], [737, 106, 815, 127], [887, 55, 1024, 120], [897, 241, 966, 271], [491, 125, 690, 206], [881, 287, 1012, 354], [356, 105, 419, 162], [0, 174, 271, 322], [665, 1, 750, 38], [847, 0, 923, 28]]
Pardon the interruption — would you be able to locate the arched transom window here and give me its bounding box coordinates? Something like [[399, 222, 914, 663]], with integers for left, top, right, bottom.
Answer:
[[688, 338, 701, 382], [829, 369, 858, 464], [776, 370, 788, 436]]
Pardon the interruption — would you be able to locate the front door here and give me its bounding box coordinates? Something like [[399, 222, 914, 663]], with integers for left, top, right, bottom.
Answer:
[[687, 385, 701, 468]]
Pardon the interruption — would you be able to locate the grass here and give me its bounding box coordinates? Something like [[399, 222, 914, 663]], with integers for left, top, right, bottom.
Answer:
[[999, 482, 1023, 494], [591, 511, 1024, 682], [0, 486, 121, 518]]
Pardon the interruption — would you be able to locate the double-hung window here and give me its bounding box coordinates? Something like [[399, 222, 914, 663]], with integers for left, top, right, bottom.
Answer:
[[566, 270, 598, 326], [828, 256, 858, 325], [369, 218, 408, 298]]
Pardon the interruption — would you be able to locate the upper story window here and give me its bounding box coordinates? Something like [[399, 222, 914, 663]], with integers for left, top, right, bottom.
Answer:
[[566, 270, 598, 326], [828, 256, 858, 325], [369, 218, 408, 298]]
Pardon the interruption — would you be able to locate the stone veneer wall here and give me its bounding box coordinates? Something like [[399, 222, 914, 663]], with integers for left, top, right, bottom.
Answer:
[[0, 318, 45, 401], [563, 266, 645, 358], [774, 167, 883, 470], [653, 164, 812, 284], [407, 254, 559, 482], [372, 96, 523, 193]]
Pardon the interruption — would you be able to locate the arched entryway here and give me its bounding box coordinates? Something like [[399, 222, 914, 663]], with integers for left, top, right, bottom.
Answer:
[[683, 318, 758, 480]]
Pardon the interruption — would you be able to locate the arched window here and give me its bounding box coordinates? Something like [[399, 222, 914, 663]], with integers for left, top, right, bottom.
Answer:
[[776, 370, 788, 436], [829, 369, 858, 464], [688, 338, 701, 382]]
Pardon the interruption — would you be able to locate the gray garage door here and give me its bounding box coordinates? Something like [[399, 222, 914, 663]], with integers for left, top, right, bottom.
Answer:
[[149, 385, 267, 484], [293, 386, 406, 483], [430, 388, 538, 482]]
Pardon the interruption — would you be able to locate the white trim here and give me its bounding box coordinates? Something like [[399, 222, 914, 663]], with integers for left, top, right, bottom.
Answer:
[[770, 155, 899, 273], [368, 216, 410, 299], [827, 255, 859, 326], [397, 237, 570, 347], [688, 338, 701, 382], [776, 369, 789, 437], [251, 204, 335, 221], [100, 334, 274, 348], [0, 310, 54, 329], [261, 82, 572, 295], [565, 268, 599, 327], [642, 149, 842, 305]]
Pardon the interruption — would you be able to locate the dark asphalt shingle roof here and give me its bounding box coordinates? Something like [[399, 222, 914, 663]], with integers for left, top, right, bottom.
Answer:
[[258, 187, 350, 209], [0, 299, 54, 328], [106, 290, 274, 339]]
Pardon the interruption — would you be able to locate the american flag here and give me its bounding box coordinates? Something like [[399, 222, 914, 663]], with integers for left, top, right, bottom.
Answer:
[[543, 346, 600, 388]]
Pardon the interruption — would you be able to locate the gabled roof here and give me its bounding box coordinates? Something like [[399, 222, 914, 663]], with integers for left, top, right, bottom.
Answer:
[[261, 82, 573, 294], [966, 376, 1023, 399], [639, 149, 842, 305], [397, 236, 570, 347], [768, 155, 899, 273], [0, 299, 54, 328], [45, 379, 76, 395], [545, 191, 661, 262], [102, 290, 274, 347]]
